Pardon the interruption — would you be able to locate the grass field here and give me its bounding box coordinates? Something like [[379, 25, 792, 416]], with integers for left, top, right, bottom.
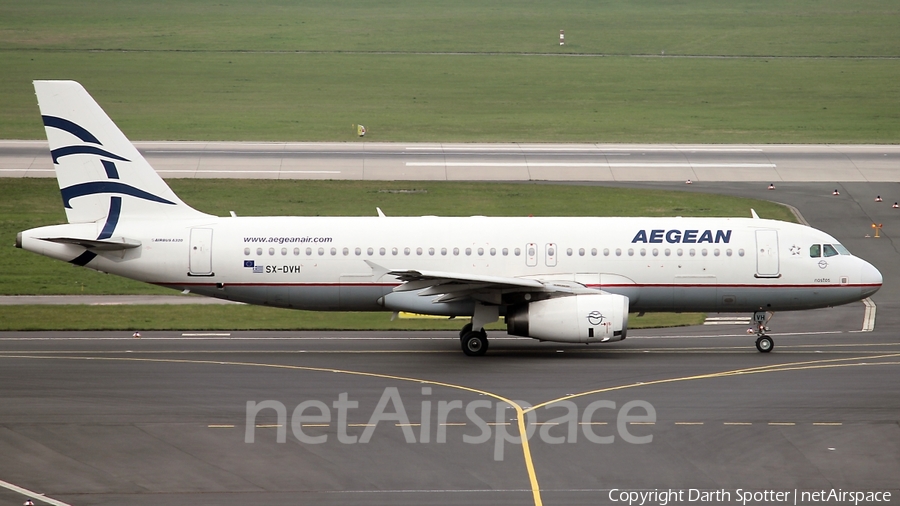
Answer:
[[1, 0, 897, 142], [1, 179, 796, 296], [2, 0, 896, 56]]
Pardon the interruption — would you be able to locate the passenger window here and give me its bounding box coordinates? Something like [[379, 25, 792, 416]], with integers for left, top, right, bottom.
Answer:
[[810, 244, 821, 258], [823, 244, 839, 257], [502, 248, 508, 256], [244, 248, 251, 256], [514, 248, 521, 256]]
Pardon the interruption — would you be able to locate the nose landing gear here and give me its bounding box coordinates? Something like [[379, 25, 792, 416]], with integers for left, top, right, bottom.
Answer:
[[752, 311, 774, 353]]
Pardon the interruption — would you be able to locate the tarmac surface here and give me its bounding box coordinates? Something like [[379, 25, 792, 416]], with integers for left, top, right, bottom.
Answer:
[[0, 144, 898, 505], [2, 140, 900, 181]]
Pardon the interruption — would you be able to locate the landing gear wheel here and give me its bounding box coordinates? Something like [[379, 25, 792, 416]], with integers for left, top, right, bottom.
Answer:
[[461, 330, 489, 356], [755, 335, 774, 353], [459, 322, 473, 339]]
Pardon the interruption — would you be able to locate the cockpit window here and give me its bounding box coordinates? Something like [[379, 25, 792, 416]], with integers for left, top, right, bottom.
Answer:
[[822, 244, 839, 257], [833, 243, 851, 255], [809, 244, 821, 258]]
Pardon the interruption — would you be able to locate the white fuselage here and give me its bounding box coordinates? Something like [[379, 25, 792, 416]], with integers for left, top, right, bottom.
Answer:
[[20, 215, 883, 315]]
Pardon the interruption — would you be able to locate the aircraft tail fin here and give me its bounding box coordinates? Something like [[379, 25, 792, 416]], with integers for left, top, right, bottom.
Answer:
[[33, 80, 209, 226]]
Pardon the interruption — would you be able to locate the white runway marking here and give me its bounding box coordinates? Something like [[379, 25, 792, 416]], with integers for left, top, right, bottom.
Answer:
[[704, 316, 751, 326], [406, 162, 776, 168], [0, 478, 72, 506], [405, 147, 764, 152], [861, 297, 877, 332], [155, 170, 341, 174]]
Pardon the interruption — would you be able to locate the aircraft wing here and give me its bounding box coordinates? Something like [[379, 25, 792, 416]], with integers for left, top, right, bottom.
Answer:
[[367, 261, 598, 304]]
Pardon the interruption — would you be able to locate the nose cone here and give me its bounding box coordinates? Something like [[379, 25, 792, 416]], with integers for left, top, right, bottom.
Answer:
[[860, 260, 883, 298]]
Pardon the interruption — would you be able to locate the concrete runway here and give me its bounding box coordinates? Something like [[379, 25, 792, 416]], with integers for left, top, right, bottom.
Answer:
[[1, 145, 899, 505], [2, 140, 899, 181]]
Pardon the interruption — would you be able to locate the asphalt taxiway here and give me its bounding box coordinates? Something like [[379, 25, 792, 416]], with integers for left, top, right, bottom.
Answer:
[[0, 146, 898, 505], [1, 314, 898, 506]]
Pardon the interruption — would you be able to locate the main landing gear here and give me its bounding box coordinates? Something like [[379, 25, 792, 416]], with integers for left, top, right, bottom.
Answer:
[[459, 322, 489, 356], [752, 311, 774, 353]]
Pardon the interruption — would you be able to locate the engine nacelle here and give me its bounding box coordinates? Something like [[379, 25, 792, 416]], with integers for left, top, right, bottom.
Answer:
[[506, 293, 629, 343]]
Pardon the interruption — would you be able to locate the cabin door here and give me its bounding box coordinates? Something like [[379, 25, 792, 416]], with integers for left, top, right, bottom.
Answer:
[[755, 230, 780, 277], [189, 228, 214, 276]]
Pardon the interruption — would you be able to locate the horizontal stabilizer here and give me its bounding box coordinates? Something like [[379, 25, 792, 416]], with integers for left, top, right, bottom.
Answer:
[[41, 236, 141, 251]]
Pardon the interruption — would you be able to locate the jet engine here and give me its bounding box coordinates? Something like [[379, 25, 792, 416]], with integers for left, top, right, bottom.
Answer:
[[506, 293, 629, 343]]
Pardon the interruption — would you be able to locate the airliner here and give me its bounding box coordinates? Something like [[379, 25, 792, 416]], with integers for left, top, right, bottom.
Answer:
[[17, 81, 883, 355]]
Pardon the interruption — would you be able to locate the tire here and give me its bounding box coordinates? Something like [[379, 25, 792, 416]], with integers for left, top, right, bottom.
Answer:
[[755, 335, 774, 353], [461, 331, 488, 356], [459, 322, 473, 339]]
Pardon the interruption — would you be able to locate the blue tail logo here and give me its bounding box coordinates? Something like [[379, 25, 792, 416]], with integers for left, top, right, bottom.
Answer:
[[43, 115, 176, 266]]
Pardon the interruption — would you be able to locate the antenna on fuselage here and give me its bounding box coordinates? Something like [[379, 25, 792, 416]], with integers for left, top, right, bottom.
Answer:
[[750, 209, 760, 219], [377, 207, 386, 217]]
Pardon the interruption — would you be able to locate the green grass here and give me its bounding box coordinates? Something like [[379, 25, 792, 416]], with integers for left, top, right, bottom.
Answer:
[[0, 0, 897, 143], [1, 179, 796, 296], [0, 305, 704, 331], [1, 52, 897, 143], [1, 0, 896, 56]]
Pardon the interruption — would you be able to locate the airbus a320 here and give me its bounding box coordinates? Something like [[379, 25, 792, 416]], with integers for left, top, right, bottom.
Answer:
[[17, 81, 883, 355]]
